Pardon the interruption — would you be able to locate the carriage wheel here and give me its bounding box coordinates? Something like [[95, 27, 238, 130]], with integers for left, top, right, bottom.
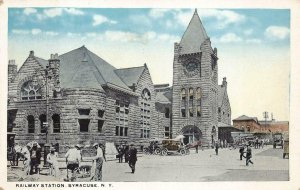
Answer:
[[180, 149, 186, 155], [161, 148, 168, 156], [154, 148, 161, 155]]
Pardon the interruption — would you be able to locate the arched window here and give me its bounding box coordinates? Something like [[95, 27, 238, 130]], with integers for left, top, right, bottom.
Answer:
[[247, 126, 250, 132], [181, 88, 187, 117], [140, 88, 151, 138], [196, 88, 201, 100], [27, 115, 35, 133], [181, 88, 186, 101], [196, 88, 201, 117], [188, 88, 194, 117], [39, 114, 46, 133], [189, 88, 194, 100], [21, 80, 42, 100], [52, 114, 60, 133]]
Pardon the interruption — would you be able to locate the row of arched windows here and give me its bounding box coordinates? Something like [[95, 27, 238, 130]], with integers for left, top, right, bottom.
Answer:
[[27, 114, 60, 133], [181, 88, 202, 118]]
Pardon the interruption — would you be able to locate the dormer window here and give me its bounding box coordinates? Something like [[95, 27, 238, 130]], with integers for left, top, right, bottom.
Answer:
[[21, 80, 42, 100]]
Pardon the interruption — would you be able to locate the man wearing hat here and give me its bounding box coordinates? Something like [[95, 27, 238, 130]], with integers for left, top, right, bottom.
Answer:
[[128, 143, 137, 173], [65, 144, 81, 179], [29, 142, 41, 175], [47, 147, 59, 177], [245, 143, 254, 166], [92, 143, 106, 181]]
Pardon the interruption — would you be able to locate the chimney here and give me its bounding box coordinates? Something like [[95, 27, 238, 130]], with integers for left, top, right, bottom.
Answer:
[[8, 60, 17, 85], [29, 50, 34, 57], [221, 77, 227, 88], [48, 53, 61, 96]]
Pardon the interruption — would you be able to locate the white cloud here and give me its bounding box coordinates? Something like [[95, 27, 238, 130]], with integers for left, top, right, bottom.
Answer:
[[23, 8, 37, 15], [45, 31, 59, 36], [149, 9, 170, 19], [67, 32, 81, 38], [36, 8, 84, 20], [198, 9, 246, 29], [219, 33, 242, 43], [36, 13, 47, 20], [43, 8, 63, 18], [171, 9, 246, 29], [246, 39, 261, 44], [86, 32, 97, 37], [104, 31, 140, 42], [31, 28, 42, 35], [64, 8, 84, 15], [157, 34, 180, 43], [101, 30, 179, 44], [12, 29, 30, 35], [265, 26, 290, 40], [93, 14, 117, 26], [129, 14, 152, 27]]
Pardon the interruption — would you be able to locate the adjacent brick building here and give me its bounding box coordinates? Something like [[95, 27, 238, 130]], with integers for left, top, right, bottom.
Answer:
[[233, 115, 289, 134]]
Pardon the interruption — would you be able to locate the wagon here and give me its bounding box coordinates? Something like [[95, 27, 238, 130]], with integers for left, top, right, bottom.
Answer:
[[160, 139, 186, 156]]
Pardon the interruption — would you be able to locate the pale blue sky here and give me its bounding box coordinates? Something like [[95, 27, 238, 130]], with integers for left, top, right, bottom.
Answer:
[[8, 8, 290, 121]]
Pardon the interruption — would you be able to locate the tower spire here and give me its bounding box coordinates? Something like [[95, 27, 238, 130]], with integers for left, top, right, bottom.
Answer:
[[179, 9, 208, 54]]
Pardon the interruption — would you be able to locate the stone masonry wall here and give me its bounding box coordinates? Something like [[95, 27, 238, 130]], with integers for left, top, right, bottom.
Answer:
[[172, 39, 218, 146]]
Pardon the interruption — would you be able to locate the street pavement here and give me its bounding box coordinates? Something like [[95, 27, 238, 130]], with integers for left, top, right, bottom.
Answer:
[[7, 145, 288, 182]]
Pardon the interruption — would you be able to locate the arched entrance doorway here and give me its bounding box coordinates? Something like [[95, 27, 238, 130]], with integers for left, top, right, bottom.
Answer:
[[181, 125, 202, 145]]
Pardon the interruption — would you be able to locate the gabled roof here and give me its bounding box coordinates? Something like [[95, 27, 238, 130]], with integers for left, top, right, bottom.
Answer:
[[114, 66, 145, 87], [217, 85, 226, 107], [180, 9, 208, 54], [34, 56, 48, 68], [156, 91, 172, 104], [233, 115, 258, 122], [58, 46, 130, 91]]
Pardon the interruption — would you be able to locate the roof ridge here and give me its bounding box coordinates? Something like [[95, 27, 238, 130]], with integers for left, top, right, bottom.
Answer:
[[85, 48, 108, 85], [116, 65, 146, 70]]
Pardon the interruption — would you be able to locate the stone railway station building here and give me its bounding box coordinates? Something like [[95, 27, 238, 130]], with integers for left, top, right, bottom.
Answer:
[[7, 10, 231, 153]]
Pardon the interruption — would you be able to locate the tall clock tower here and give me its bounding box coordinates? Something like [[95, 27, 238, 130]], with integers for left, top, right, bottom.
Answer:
[[171, 9, 218, 146]]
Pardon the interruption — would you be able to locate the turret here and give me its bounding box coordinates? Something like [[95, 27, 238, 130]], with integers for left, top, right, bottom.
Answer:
[[221, 77, 227, 88]]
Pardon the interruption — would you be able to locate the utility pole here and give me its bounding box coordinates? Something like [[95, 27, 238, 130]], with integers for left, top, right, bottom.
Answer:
[[263, 111, 269, 133]]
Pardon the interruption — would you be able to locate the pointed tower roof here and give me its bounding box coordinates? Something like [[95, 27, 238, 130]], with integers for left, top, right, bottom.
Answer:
[[179, 9, 208, 54]]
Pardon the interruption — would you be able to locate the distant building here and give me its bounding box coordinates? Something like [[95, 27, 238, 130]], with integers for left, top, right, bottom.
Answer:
[[233, 115, 289, 134]]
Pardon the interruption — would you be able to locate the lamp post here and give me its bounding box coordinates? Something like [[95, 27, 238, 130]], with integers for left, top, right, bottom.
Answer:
[[43, 66, 51, 166]]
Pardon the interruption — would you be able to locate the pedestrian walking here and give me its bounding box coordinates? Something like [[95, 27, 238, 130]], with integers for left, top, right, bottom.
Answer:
[[91, 143, 106, 181], [255, 137, 259, 149], [239, 144, 245, 160], [124, 145, 129, 163], [29, 142, 41, 175], [215, 141, 219, 155], [118, 145, 124, 163], [128, 143, 137, 173], [245, 144, 254, 166], [47, 147, 60, 178]]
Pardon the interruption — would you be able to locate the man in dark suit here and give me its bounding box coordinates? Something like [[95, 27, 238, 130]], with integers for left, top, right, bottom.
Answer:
[[128, 144, 137, 173], [29, 142, 41, 175]]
